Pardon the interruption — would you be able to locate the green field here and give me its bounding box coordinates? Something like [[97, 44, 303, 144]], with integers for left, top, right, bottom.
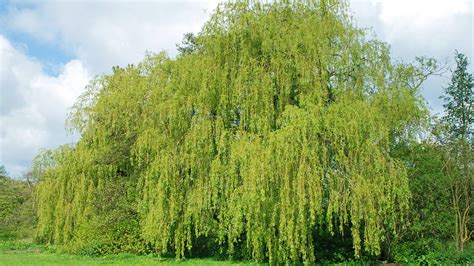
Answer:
[[0, 241, 260, 266], [0, 253, 256, 266]]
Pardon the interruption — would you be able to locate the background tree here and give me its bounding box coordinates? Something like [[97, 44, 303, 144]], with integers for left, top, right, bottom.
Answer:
[[440, 51, 473, 252], [441, 52, 474, 141], [0, 166, 37, 240], [390, 133, 455, 262], [0, 165, 7, 179], [176, 33, 200, 56]]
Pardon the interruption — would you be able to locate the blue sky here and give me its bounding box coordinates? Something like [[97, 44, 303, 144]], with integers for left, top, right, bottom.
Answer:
[[0, 0, 473, 177], [0, 1, 72, 75], [2, 31, 72, 76]]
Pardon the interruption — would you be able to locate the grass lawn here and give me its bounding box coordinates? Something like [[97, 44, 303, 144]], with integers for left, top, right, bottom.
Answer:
[[0, 240, 260, 266], [0, 252, 257, 266]]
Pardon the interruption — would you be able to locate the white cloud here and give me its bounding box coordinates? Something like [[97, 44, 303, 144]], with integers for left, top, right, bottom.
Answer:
[[0, 0, 222, 178], [350, 0, 473, 114], [0, 1, 223, 177], [2, 1, 216, 74], [0, 35, 90, 177], [379, 0, 470, 26]]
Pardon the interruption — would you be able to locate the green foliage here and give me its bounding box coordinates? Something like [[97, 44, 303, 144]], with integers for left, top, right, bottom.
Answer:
[[34, 146, 146, 255], [394, 141, 453, 240], [390, 52, 474, 260], [392, 239, 474, 264], [438, 51, 474, 252], [0, 165, 7, 179], [34, 1, 433, 263], [177, 33, 201, 56], [0, 168, 36, 240], [440, 51, 473, 141], [0, 239, 45, 252]]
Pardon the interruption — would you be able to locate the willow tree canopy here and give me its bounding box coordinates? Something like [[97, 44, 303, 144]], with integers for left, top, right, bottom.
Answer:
[[35, 0, 434, 263]]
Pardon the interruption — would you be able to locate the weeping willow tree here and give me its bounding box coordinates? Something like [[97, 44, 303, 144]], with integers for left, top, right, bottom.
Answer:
[[35, 0, 436, 263]]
